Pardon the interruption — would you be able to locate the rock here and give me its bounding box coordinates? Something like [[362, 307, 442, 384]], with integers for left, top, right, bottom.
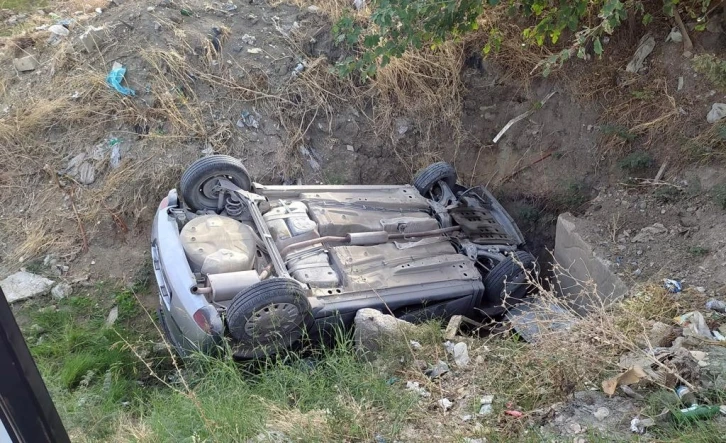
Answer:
[[707, 15, 723, 33], [106, 306, 119, 326], [666, 27, 683, 43], [626, 34, 655, 73], [353, 308, 416, 353], [413, 359, 427, 371], [13, 55, 39, 72], [409, 340, 422, 350], [463, 439, 486, 443], [593, 407, 610, 420], [437, 398, 453, 411], [707, 103, 726, 123], [241, 34, 256, 45], [554, 213, 629, 309], [78, 26, 108, 53], [154, 21, 162, 31], [51, 282, 73, 300], [631, 223, 668, 243], [1, 272, 54, 303], [647, 321, 674, 347], [307, 5, 320, 13], [346, 145, 354, 152]]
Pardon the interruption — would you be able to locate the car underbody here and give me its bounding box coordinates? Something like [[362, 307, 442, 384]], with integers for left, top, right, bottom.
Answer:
[[151, 156, 535, 359]]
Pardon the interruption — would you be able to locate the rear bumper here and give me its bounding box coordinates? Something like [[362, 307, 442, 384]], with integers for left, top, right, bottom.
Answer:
[[152, 191, 223, 354]]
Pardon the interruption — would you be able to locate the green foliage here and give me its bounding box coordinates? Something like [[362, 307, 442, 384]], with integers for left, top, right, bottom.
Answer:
[[652, 185, 681, 204], [555, 179, 590, 209], [712, 182, 726, 209], [693, 54, 726, 92], [688, 245, 710, 257], [601, 124, 636, 142], [618, 151, 655, 171], [334, 0, 486, 78], [334, 0, 710, 78]]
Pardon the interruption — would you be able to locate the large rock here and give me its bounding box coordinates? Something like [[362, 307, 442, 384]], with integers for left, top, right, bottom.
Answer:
[[13, 55, 39, 72], [353, 308, 417, 353], [554, 213, 629, 311], [1, 271, 54, 303]]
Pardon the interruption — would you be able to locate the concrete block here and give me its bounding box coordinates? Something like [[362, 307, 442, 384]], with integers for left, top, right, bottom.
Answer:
[[554, 213, 629, 311]]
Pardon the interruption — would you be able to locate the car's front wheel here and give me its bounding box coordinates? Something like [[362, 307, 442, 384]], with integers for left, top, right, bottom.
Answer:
[[226, 278, 312, 360], [482, 250, 537, 306]]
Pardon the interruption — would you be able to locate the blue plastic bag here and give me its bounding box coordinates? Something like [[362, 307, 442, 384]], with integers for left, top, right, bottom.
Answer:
[[664, 278, 682, 293], [106, 64, 135, 96]]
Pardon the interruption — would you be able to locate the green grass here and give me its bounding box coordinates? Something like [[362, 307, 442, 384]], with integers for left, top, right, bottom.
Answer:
[[0, 0, 43, 10], [18, 285, 420, 442], [712, 182, 726, 210], [688, 246, 710, 257], [618, 150, 655, 172]]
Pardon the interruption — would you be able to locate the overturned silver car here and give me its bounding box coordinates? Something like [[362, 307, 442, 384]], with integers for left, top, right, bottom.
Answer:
[[151, 155, 535, 359]]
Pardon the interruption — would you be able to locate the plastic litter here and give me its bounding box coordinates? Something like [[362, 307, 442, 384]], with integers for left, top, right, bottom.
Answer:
[[664, 278, 682, 293], [405, 381, 430, 397], [630, 417, 655, 434], [106, 62, 136, 96], [438, 398, 453, 411], [236, 110, 259, 129], [674, 311, 714, 339], [706, 299, 726, 313], [109, 139, 121, 169], [180, 9, 193, 16], [292, 62, 305, 76], [504, 410, 523, 418], [48, 24, 69, 36], [424, 360, 449, 379]]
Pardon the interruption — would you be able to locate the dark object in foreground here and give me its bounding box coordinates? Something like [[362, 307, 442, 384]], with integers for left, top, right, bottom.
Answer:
[[151, 156, 536, 359], [0, 287, 71, 443]]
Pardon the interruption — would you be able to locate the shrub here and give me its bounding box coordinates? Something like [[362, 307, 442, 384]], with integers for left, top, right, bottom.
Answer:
[[618, 151, 654, 172]]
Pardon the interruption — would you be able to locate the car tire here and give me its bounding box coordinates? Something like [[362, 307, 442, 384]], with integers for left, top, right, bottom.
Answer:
[[226, 278, 312, 360], [180, 155, 251, 212], [482, 251, 537, 305], [413, 162, 457, 196]]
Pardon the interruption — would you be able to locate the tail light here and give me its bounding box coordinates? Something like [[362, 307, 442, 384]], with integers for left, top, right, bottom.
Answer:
[[192, 306, 223, 335]]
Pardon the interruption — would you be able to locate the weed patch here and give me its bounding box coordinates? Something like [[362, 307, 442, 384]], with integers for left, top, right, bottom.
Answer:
[[618, 150, 655, 172], [712, 182, 726, 209]]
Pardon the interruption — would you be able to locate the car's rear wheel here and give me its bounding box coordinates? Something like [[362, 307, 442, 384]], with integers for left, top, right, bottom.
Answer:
[[482, 251, 537, 306], [413, 162, 457, 196], [226, 278, 312, 360], [180, 155, 251, 212]]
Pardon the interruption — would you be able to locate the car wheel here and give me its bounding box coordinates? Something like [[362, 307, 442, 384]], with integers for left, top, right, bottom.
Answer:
[[226, 278, 312, 360], [413, 162, 458, 196], [482, 251, 537, 305], [180, 155, 251, 212]]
